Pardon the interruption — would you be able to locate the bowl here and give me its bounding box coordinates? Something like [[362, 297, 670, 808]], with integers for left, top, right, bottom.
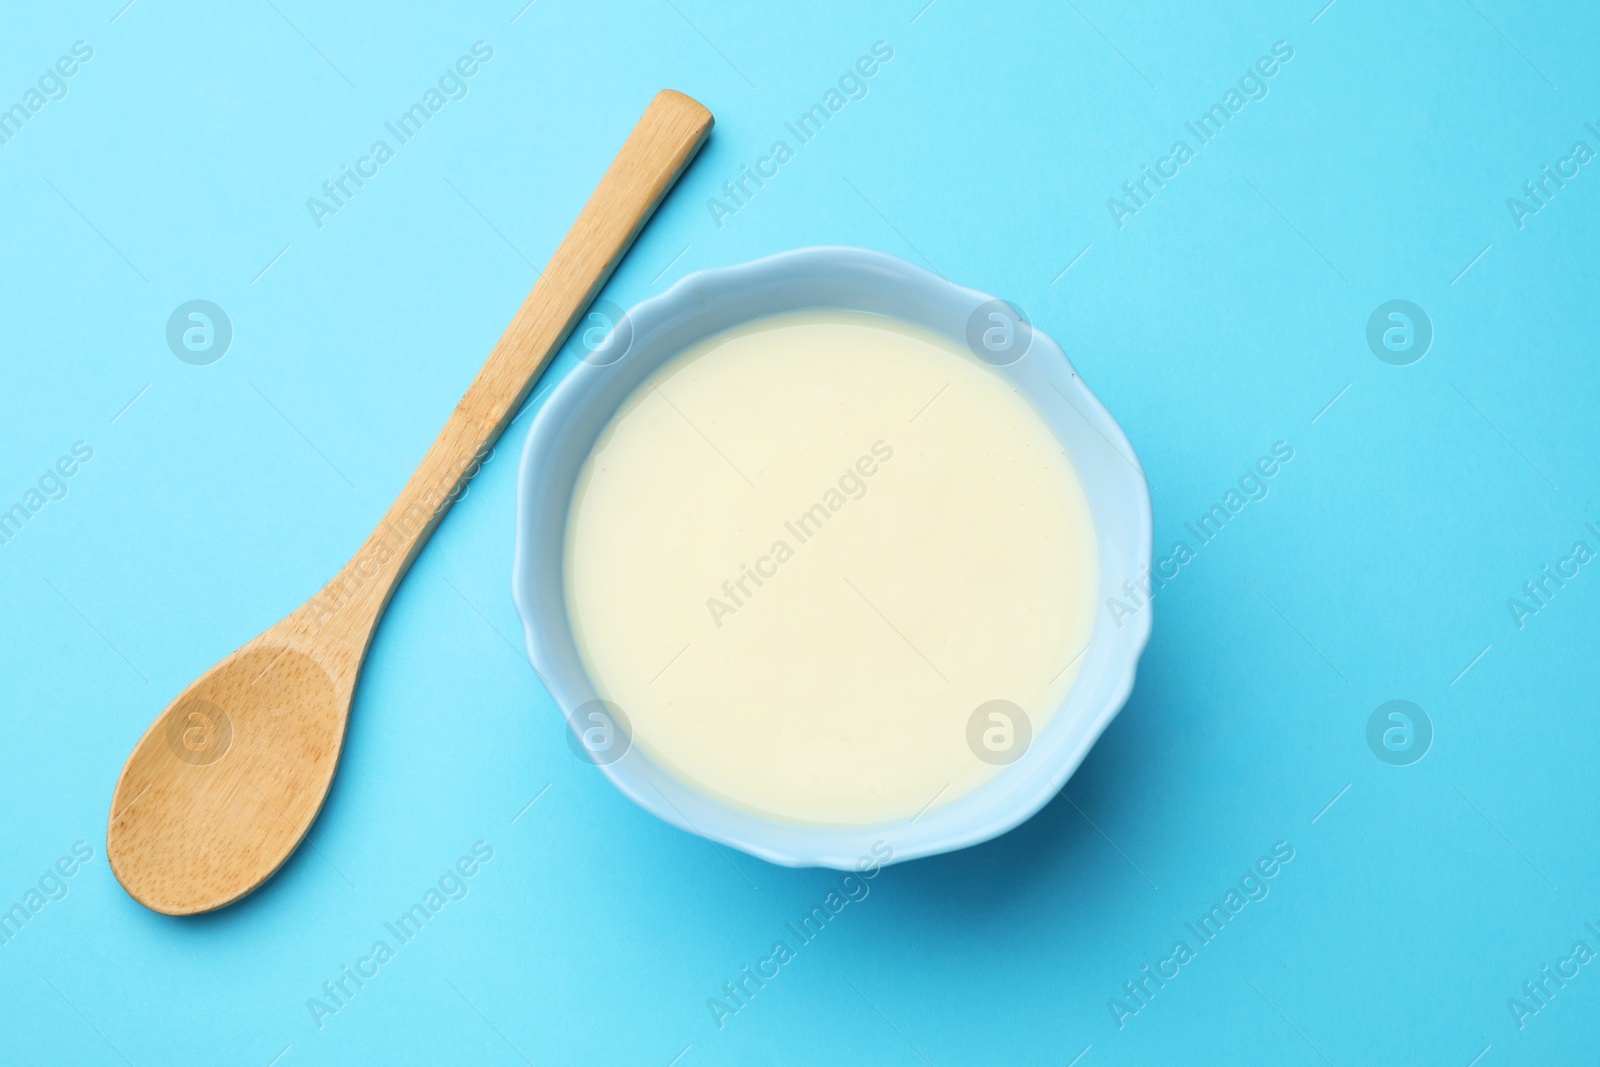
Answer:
[[512, 246, 1152, 869]]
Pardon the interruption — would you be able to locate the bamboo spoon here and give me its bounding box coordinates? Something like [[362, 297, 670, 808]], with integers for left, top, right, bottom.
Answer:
[[108, 90, 714, 915]]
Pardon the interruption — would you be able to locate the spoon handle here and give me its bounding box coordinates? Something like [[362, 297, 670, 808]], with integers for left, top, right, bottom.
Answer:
[[306, 90, 713, 651]]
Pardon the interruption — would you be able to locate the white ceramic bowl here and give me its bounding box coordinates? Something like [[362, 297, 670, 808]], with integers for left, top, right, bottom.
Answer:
[[512, 246, 1152, 869]]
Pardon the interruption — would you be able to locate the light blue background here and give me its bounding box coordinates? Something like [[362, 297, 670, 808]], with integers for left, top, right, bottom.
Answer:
[[2, 1, 1597, 1064]]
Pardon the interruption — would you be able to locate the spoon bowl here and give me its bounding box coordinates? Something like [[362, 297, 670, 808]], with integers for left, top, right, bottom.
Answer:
[[109, 636, 344, 914]]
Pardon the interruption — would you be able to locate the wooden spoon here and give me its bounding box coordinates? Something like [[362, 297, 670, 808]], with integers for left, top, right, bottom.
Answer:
[[108, 90, 713, 915]]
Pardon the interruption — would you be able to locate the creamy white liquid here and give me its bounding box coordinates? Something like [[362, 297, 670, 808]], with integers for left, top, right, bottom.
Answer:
[[564, 310, 1097, 826]]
